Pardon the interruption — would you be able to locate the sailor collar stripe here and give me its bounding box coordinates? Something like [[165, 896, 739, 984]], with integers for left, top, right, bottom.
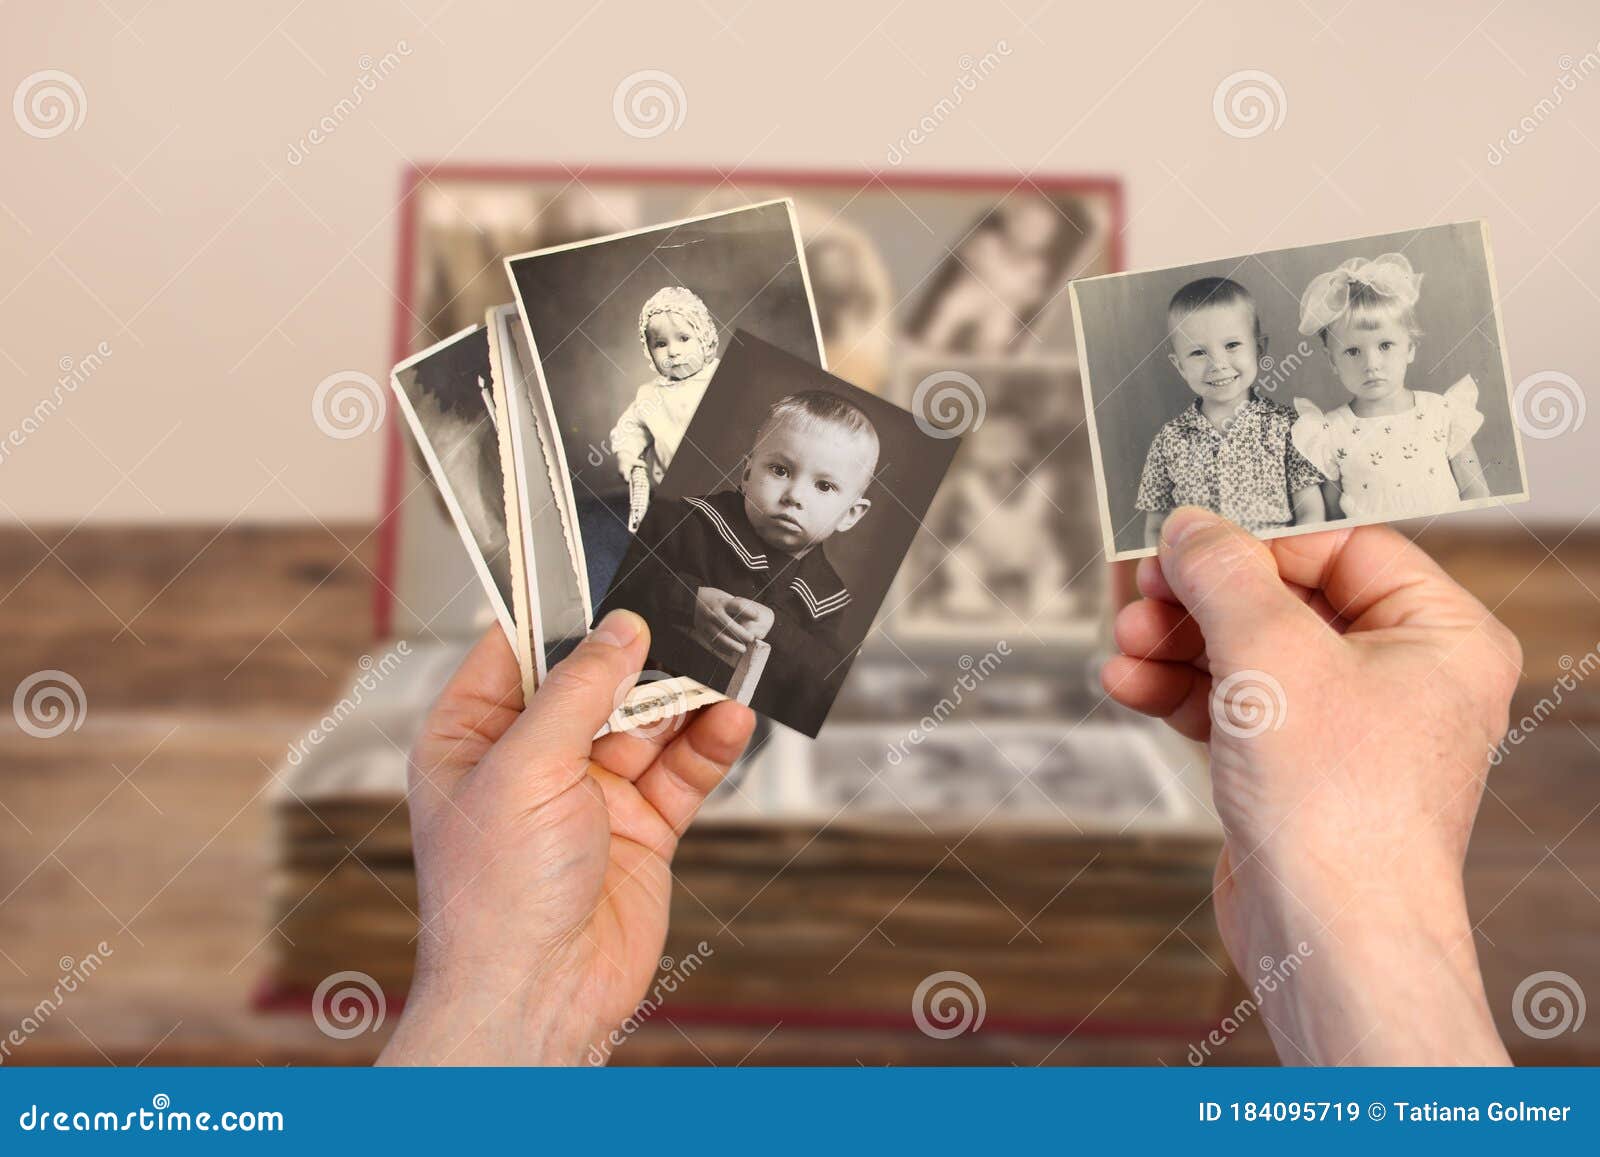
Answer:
[[685, 495, 769, 571], [790, 576, 850, 619]]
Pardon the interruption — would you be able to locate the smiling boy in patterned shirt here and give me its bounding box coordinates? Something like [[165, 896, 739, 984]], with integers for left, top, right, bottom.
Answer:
[[1136, 277, 1326, 549]]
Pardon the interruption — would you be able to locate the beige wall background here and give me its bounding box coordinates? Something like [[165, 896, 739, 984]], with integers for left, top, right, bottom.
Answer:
[[2, 0, 1595, 525]]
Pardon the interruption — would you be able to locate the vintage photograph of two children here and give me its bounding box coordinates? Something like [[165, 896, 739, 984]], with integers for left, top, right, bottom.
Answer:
[[1072, 220, 1528, 561]]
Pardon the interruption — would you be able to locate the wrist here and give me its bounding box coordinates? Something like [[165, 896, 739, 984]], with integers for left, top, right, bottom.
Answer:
[[1225, 850, 1506, 1065], [378, 961, 598, 1066]]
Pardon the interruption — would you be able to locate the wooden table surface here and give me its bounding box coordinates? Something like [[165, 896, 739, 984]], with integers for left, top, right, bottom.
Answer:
[[1, 522, 1597, 1066]]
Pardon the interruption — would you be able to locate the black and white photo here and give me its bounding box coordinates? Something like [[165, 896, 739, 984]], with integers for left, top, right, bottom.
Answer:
[[503, 198, 825, 624], [596, 330, 960, 737], [1071, 220, 1529, 560], [389, 324, 513, 637], [891, 358, 1103, 642], [485, 304, 590, 691]]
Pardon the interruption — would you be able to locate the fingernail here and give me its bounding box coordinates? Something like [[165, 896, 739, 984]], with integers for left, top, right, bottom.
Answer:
[[591, 609, 645, 648], [1161, 507, 1221, 549]]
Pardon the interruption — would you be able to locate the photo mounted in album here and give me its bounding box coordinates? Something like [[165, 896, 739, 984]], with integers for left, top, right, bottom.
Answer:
[[595, 330, 962, 737], [389, 324, 515, 639], [889, 357, 1104, 644], [1070, 220, 1530, 561], [485, 304, 590, 696]]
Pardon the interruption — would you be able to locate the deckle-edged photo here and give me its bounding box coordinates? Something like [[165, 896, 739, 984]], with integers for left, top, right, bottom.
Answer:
[[891, 357, 1103, 642], [389, 324, 514, 637], [485, 304, 589, 693], [503, 198, 825, 621], [596, 330, 961, 737], [1070, 219, 1529, 561]]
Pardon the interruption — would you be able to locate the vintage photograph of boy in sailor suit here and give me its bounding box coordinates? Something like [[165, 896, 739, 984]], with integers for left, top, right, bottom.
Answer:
[[598, 331, 960, 736]]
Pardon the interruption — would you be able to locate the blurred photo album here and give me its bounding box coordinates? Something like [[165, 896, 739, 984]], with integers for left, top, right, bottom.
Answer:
[[392, 199, 963, 736]]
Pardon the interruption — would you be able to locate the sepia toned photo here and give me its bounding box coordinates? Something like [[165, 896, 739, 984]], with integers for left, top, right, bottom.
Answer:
[[597, 331, 961, 737], [504, 199, 826, 620], [1071, 220, 1529, 560], [485, 304, 590, 690]]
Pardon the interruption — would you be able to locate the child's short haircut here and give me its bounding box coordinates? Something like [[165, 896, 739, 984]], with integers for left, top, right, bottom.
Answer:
[[755, 389, 880, 485], [1167, 277, 1261, 342]]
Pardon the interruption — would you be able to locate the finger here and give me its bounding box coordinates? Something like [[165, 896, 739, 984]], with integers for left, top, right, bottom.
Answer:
[[591, 709, 692, 783], [1099, 654, 1213, 741], [1113, 597, 1205, 662], [409, 627, 524, 799], [636, 701, 757, 834], [714, 614, 757, 646], [494, 609, 650, 807], [1305, 590, 1348, 632], [1150, 543, 1325, 613], [1157, 508, 1328, 668], [1269, 522, 1486, 632], [1136, 554, 1180, 604]]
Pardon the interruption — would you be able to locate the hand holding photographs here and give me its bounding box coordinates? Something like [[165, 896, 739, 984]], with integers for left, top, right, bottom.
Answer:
[[395, 198, 962, 737]]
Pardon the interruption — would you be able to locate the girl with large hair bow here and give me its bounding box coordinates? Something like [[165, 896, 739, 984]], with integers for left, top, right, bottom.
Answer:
[[1291, 253, 1490, 520]]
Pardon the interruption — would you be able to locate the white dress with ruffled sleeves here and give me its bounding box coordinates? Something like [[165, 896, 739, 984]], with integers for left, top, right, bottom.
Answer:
[[1290, 375, 1485, 521]]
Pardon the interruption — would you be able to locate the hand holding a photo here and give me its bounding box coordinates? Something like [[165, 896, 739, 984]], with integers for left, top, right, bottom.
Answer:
[[1101, 507, 1520, 1065], [379, 611, 755, 1066]]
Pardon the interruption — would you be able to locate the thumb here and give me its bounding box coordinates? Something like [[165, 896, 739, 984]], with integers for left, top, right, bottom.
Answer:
[[498, 609, 650, 787], [1156, 507, 1323, 667]]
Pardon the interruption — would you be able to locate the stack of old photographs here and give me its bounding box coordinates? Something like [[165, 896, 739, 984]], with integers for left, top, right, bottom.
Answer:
[[260, 176, 1241, 1035], [388, 189, 1214, 838]]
